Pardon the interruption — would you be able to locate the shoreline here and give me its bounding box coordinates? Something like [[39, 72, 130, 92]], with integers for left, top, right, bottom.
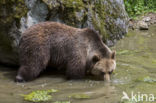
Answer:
[[128, 12, 156, 30]]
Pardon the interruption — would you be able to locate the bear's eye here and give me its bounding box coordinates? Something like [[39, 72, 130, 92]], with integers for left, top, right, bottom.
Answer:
[[101, 72, 106, 75]]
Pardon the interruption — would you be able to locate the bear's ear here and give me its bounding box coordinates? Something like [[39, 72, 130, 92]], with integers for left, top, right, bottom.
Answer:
[[92, 55, 100, 63], [111, 51, 116, 59]]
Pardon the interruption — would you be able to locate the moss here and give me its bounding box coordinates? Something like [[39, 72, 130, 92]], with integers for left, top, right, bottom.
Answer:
[[43, 0, 127, 42], [14, 0, 27, 19], [0, 0, 28, 25], [42, 0, 60, 9], [0, 0, 6, 4], [62, 0, 84, 10], [91, 0, 107, 41], [42, 0, 109, 41], [61, 0, 85, 26], [0, 0, 27, 65], [22, 89, 58, 102], [43, 0, 84, 12]]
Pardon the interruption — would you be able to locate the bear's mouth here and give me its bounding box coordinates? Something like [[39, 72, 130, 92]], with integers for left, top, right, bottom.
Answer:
[[104, 73, 111, 81]]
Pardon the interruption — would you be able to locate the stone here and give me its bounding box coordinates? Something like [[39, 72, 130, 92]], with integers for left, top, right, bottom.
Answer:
[[138, 21, 149, 30], [0, 0, 129, 65], [143, 17, 151, 22]]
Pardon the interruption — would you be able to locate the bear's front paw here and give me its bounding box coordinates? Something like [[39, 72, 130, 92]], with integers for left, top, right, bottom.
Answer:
[[15, 75, 25, 83]]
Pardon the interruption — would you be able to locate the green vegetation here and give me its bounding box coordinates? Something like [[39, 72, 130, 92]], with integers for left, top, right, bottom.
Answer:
[[124, 0, 156, 17], [62, 0, 84, 10], [22, 88, 92, 102], [22, 89, 91, 102], [93, 0, 107, 41], [22, 89, 58, 102], [0, 0, 28, 24]]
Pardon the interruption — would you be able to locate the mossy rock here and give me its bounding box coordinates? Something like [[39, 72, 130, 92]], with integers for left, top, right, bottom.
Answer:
[[42, 0, 128, 43], [0, 0, 28, 24], [0, 0, 128, 65], [0, 0, 28, 65]]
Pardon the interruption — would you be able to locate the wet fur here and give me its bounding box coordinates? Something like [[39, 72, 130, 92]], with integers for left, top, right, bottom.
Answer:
[[16, 22, 112, 81]]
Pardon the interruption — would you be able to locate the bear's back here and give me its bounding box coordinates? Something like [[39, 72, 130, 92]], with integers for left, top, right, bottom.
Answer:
[[22, 22, 79, 37]]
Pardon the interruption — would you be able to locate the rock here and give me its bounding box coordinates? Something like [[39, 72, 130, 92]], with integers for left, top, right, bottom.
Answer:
[[128, 13, 156, 30], [20, 0, 49, 32], [138, 21, 149, 30], [0, 0, 28, 65], [0, 0, 129, 65], [42, 0, 129, 43], [143, 17, 151, 22]]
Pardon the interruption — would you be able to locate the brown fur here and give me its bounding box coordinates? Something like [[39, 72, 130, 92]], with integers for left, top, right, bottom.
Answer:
[[16, 22, 116, 82]]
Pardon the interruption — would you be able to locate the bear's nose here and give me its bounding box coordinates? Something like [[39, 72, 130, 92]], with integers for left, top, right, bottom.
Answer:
[[104, 73, 110, 82]]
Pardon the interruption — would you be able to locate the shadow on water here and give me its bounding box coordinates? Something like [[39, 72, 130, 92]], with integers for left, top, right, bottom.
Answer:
[[0, 64, 17, 81], [0, 25, 155, 103]]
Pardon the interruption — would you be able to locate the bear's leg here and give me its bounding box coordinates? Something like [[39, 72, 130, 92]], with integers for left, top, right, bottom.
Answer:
[[66, 58, 86, 79], [15, 65, 44, 82], [16, 46, 50, 82]]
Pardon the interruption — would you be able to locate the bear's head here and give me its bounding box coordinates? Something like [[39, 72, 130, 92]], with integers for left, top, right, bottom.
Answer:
[[91, 51, 116, 81]]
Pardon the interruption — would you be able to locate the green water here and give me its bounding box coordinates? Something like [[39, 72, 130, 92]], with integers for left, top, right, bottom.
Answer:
[[0, 25, 155, 103]]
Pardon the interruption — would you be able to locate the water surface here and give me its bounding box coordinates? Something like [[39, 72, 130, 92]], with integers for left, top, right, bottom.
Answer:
[[0, 25, 155, 103]]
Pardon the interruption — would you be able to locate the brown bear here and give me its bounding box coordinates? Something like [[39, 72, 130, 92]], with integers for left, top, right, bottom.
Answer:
[[15, 22, 116, 82]]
